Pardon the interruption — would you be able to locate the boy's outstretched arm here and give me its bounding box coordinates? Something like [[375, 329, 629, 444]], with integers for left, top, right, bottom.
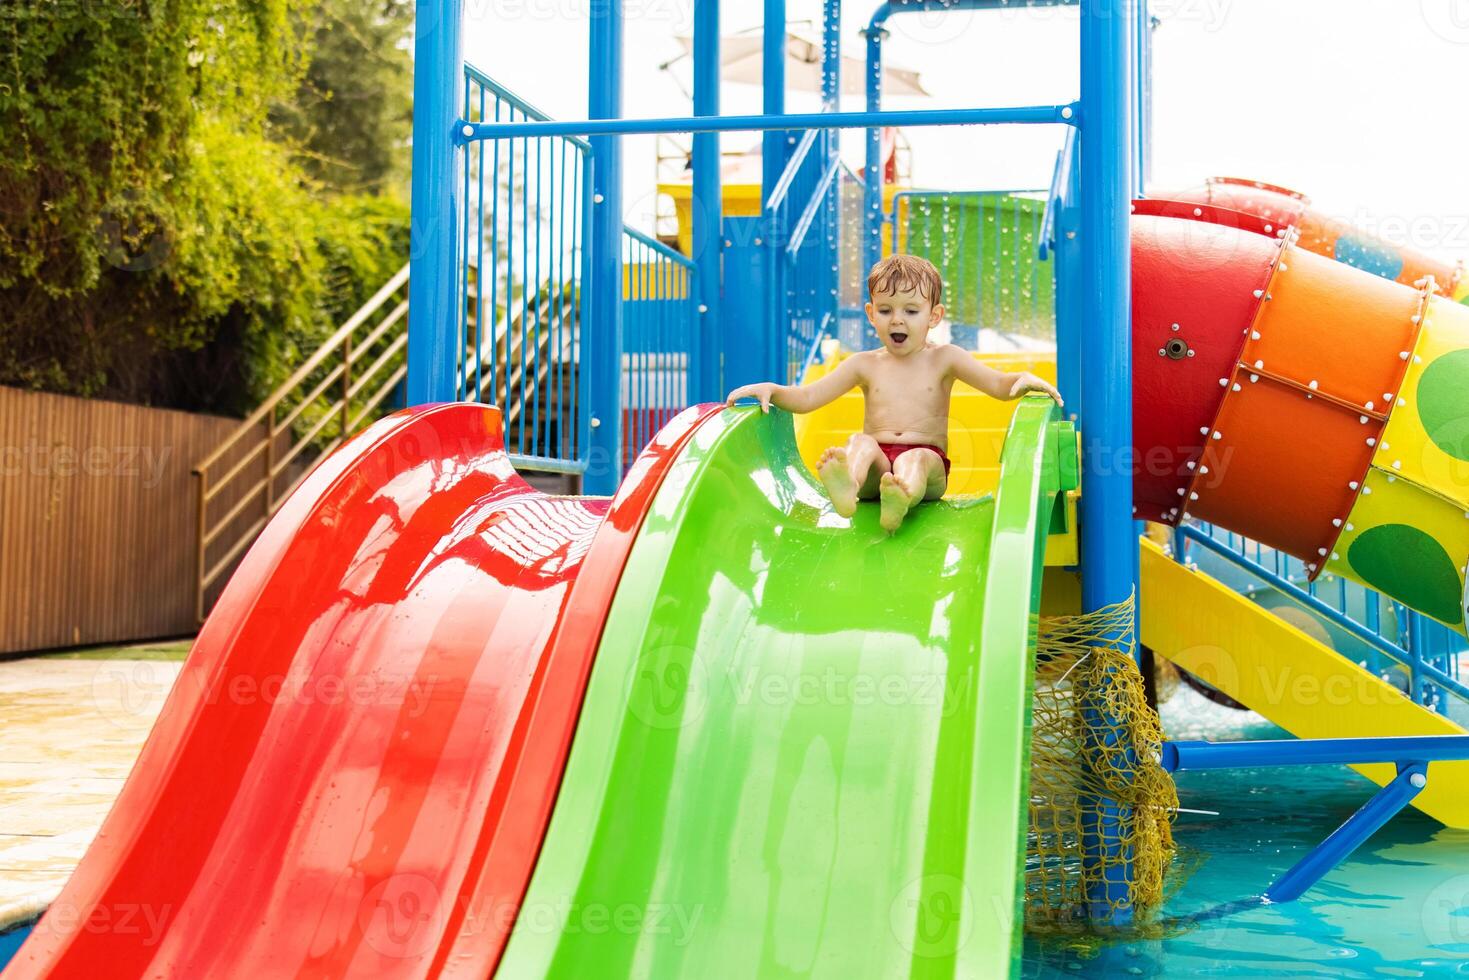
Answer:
[[724, 355, 865, 414], [944, 346, 1063, 406]]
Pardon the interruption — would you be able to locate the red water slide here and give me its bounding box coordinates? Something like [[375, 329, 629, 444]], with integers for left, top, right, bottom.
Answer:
[[3, 402, 720, 979]]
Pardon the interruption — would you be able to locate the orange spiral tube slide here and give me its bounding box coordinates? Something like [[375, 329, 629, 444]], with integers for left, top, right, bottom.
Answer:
[[1133, 199, 1469, 634], [1161, 176, 1467, 301]]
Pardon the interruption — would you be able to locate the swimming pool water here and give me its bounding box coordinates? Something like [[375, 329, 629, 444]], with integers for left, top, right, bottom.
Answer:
[[1022, 687, 1469, 978]]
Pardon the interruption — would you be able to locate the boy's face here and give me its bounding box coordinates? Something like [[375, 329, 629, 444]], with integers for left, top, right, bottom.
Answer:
[[865, 286, 945, 357]]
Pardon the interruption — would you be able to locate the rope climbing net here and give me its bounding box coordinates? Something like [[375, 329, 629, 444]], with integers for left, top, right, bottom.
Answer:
[[1026, 592, 1178, 932]]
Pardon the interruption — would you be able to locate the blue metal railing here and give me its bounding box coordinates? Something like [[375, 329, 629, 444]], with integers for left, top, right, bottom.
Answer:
[[460, 64, 707, 479], [1174, 521, 1469, 716], [1039, 127, 1077, 262], [887, 190, 1056, 349], [621, 228, 696, 469], [459, 63, 591, 473], [766, 128, 841, 385]]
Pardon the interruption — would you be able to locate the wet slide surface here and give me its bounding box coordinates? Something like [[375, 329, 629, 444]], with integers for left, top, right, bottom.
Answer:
[[498, 401, 1060, 979], [4, 402, 718, 979]]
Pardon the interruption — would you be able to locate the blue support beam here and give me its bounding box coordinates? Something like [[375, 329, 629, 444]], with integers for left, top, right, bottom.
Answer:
[[462, 104, 1074, 140], [1078, 1, 1136, 624], [1408, 611, 1428, 706], [406, 0, 465, 405], [1162, 735, 1469, 771], [821, 0, 840, 110], [585, 1, 624, 494], [1266, 763, 1428, 903], [1078, 0, 1137, 927], [1135, 0, 1153, 192], [692, 0, 721, 403]]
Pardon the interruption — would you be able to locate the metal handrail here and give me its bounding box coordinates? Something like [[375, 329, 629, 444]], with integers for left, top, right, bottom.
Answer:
[[798, 311, 836, 380], [461, 62, 593, 469], [462, 62, 593, 152], [787, 157, 841, 258], [1040, 127, 1077, 261], [623, 226, 695, 268], [193, 265, 410, 475], [763, 128, 822, 214], [192, 263, 412, 620]]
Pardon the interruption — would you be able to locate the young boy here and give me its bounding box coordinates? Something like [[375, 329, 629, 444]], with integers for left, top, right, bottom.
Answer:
[[724, 254, 1062, 533]]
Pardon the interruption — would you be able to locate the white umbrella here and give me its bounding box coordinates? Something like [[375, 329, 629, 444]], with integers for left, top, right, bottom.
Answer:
[[664, 31, 929, 98]]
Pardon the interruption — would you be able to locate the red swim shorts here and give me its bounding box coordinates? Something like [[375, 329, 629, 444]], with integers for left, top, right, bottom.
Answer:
[[877, 442, 951, 477]]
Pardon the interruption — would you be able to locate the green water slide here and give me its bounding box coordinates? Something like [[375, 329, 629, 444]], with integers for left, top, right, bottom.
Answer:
[[497, 397, 1072, 979]]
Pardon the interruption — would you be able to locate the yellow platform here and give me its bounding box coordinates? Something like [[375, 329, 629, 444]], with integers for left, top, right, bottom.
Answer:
[[659, 182, 907, 258]]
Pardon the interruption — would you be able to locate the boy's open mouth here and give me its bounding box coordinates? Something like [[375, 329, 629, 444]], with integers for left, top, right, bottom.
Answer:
[[890, 332, 908, 345]]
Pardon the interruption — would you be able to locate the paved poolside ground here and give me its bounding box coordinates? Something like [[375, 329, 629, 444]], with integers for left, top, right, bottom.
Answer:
[[0, 642, 188, 932]]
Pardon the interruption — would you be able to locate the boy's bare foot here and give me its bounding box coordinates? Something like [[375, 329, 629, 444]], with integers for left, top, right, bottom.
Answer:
[[818, 447, 858, 517], [879, 472, 912, 533]]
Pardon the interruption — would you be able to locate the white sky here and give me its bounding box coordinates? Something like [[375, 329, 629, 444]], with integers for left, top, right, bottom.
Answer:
[[462, 0, 1469, 263]]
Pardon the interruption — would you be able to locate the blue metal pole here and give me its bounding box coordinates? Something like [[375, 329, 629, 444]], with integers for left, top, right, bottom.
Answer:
[[1408, 610, 1428, 706], [762, 0, 788, 206], [585, 1, 624, 494], [693, 0, 721, 404], [1265, 763, 1428, 904], [821, 0, 840, 111], [1140, 0, 1154, 189], [407, 0, 465, 405], [861, 11, 887, 280], [763, 0, 788, 382], [1079, 3, 1136, 607], [819, 0, 840, 355], [819, 0, 840, 358], [1078, 0, 1136, 928], [1131, 0, 1145, 196]]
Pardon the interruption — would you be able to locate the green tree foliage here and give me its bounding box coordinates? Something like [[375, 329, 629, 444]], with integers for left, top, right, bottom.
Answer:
[[272, 0, 413, 197], [0, 0, 410, 415]]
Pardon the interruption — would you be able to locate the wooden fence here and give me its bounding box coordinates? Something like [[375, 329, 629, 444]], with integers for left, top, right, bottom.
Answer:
[[0, 386, 257, 654]]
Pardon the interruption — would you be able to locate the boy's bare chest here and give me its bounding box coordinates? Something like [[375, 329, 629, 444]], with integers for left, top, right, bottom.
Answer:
[[863, 358, 952, 407]]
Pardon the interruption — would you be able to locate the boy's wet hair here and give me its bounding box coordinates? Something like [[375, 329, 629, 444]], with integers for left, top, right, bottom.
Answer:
[[867, 254, 944, 306]]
